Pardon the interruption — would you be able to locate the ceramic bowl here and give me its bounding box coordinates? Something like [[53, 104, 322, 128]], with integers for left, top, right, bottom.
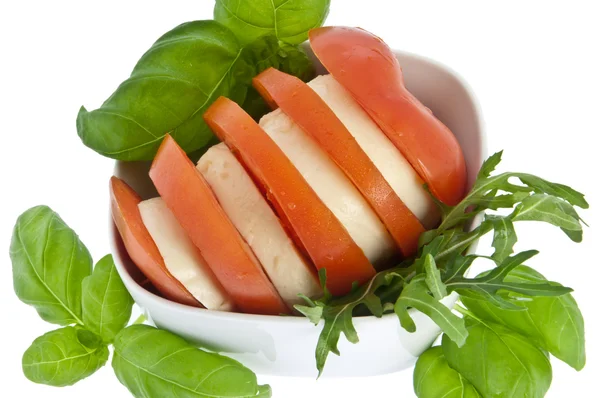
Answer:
[[110, 47, 486, 378]]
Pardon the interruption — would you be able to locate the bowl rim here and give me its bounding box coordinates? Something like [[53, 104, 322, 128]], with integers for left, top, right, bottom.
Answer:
[[109, 47, 487, 325]]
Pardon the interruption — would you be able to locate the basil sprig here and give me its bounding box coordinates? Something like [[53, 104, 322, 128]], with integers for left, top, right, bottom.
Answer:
[[214, 0, 330, 46], [77, 21, 315, 161], [11, 206, 133, 386], [11, 206, 271, 396]]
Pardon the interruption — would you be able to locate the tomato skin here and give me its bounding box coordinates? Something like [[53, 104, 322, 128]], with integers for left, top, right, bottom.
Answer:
[[253, 67, 425, 257], [149, 135, 288, 315], [204, 97, 376, 296], [110, 176, 200, 307], [309, 26, 467, 206]]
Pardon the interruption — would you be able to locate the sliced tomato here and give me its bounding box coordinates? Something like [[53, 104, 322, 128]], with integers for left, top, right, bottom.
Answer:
[[110, 176, 200, 307], [309, 26, 467, 206], [203, 97, 376, 296], [253, 67, 425, 257], [149, 135, 288, 315]]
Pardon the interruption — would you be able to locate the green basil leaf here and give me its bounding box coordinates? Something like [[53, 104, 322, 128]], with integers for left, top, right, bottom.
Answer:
[[10, 206, 92, 326], [77, 21, 249, 161], [276, 44, 315, 82], [82, 254, 134, 344], [78, 21, 316, 160], [462, 265, 585, 370], [214, 0, 330, 46], [112, 325, 270, 397], [240, 40, 315, 120], [442, 319, 552, 398], [414, 346, 481, 398], [22, 327, 109, 387], [396, 280, 467, 346]]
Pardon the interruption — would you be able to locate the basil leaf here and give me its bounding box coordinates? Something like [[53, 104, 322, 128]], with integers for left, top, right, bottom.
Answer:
[[78, 21, 316, 161], [414, 346, 481, 398], [241, 40, 315, 120], [395, 279, 467, 346], [77, 21, 247, 160], [10, 206, 92, 326], [442, 318, 552, 398], [112, 325, 270, 397], [22, 327, 109, 387], [82, 254, 134, 344], [214, 0, 330, 45], [462, 265, 585, 370]]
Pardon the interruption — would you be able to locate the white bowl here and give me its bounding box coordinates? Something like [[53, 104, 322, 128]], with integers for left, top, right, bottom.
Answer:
[[110, 47, 486, 378]]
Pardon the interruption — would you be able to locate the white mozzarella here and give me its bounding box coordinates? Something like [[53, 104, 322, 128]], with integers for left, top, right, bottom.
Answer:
[[138, 197, 234, 311], [197, 143, 322, 306], [259, 109, 397, 269], [308, 75, 439, 229]]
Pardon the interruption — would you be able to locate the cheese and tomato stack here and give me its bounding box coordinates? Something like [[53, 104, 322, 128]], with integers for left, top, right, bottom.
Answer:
[[110, 27, 466, 315]]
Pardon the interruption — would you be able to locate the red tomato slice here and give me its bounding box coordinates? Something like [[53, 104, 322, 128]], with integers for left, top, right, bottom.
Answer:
[[110, 176, 200, 307], [253, 67, 425, 257], [309, 26, 467, 206], [149, 135, 288, 315], [204, 97, 376, 296]]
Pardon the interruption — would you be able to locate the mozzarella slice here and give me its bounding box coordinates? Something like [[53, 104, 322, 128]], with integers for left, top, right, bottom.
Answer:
[[259, 110, 397, 269], [197, 143, 322, 306], [308, 75, 439, 229], [138, 197, 234, 311]]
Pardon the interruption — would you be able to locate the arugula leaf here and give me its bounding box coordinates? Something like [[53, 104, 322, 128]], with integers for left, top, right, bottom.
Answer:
[[112, 325, 271, 397], [442, 317, 552, 398], [295, 266, 412, 375], [423, 254, 447, 300], [446, 251, 572, 311], [487, 215, 517, 261], [426, 151, 588, 244], [82, 254, 134, 344], [10, 206, 92, 326], [298, 152, 588, 374], [512, 194, 583, 232], [214, 0, 330, 46], [22, 327, 109, 387], [462, 265, 585, 370], [413, 346, 481, 398], [395, 279, 467, 346]]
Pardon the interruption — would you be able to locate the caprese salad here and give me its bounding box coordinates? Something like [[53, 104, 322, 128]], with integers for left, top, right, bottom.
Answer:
[[110, 26, 466, 315], [10, 2, 588, 396]]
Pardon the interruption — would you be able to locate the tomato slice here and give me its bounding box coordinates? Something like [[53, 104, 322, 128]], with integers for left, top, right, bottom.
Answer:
[[253, 67, 425, 257], [204, 97, 376, 296], [149, 135, 288, 315], [309, 26, 467, 206], [110, 176, 200, 307]]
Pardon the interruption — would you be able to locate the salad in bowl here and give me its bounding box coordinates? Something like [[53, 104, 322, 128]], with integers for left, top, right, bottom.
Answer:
[[10, 1, 588, 397]]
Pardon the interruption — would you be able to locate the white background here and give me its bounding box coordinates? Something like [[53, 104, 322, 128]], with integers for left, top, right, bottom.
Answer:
[[1, 1, 598, 396]]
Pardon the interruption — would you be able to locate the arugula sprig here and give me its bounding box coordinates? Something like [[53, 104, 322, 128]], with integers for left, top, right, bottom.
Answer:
[[296, 151, 588, 375]]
